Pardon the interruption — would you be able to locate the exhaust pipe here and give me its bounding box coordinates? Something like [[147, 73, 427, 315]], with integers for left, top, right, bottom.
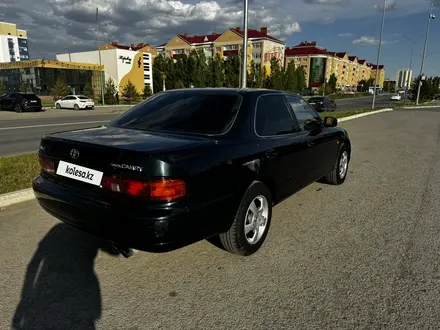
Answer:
[[109, 242, 134, 258]]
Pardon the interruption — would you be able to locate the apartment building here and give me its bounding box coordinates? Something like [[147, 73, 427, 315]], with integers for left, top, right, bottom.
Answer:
[[57, 42, 157, 94], [285, 41, 385, 89], [156, 27, 285, 74], [0, 22, 30, 62], [396, 69, 412, 89], [368, 64, 385, 88]]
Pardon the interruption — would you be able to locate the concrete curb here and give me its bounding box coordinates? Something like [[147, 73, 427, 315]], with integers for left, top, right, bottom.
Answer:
[[399, 105, 439, 109], [338, 108, 393, 122], [0, 188, 35, 209], [0, 107, 393, 208]]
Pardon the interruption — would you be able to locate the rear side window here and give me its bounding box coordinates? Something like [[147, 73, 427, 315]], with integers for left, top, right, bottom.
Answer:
[[111, 92, 242, 135], [255, 95, 295, 136], [286, 95, 321, 131], [308, 97, 324, 103], [23, 94, 39, 100]]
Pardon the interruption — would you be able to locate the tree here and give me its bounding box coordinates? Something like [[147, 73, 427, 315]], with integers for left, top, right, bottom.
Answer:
[[20, 81, 31, 93], [207, 54, 225, 87], [104, 78, 117, 104], [82, 82, 94, 99], [266, 57, 284, 90], [121, 80, 138, 104], [295, 66, 307, 92], [143, 85, 152, 99], [284, 61, 297, 92], [411, 75, 439, 102], [328, 73, 337, 94], [224, 55, 240, 88], [50, 78, 69, 101], [152, 54, 166, 93]]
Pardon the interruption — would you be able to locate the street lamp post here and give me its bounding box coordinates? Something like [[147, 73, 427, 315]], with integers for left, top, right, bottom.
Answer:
[[402, 35, 422, 104], [240, 0, 249, 89], [96, 7, 105, 105], [372, 0, 387, 109], [416, 0, 435, 106]]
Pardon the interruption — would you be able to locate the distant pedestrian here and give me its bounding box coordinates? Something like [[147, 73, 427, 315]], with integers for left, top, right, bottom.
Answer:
[[114, 91, 119, 105]]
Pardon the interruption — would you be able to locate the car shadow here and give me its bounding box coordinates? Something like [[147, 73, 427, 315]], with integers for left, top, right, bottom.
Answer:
[[11, 223, 119, 330]]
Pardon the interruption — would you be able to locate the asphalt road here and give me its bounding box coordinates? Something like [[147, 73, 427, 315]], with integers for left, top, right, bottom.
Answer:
[[1, 107, 440, 329], [335, 93, 398, 111], [0, 94, 396, 157], [0, 115, 117, 157]]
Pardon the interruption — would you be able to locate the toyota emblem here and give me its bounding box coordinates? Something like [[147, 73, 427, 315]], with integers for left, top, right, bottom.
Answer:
[[70, 149, 80, 159]]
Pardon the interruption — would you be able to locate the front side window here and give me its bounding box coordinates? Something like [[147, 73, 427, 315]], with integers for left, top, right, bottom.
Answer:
[[111, 92, 242, 135], [255, 95, 295, 136], [286, 95, 321, 131]]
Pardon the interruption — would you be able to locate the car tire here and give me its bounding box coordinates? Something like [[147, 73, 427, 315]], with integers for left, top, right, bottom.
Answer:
[[218, 181, 272, 256], [74, 104, 79, 110], [15, 103, 22, 113], [56, 103, 61, 109], [324, 144, 349, 185]]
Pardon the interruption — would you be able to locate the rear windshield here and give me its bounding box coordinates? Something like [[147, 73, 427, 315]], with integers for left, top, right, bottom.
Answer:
[[110, 92, 242, 135], [308, 97, 324, 102], [78, 96, 89, 100], [22, 94, 39, 100]]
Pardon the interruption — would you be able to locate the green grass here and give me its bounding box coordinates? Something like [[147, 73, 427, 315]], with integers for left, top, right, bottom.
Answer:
[[0, 153, 40, 195], [42, 99, 54, 107], [320, 108, 385, 119]]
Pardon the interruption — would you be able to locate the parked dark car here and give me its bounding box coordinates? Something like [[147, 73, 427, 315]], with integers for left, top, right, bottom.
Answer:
[[307, 96, 337, 112], [0, 92, 43, 112], [33, 88, 351, 257]]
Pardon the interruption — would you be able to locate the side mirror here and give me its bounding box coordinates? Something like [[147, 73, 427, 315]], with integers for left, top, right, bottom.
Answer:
[[323, 116, 338, 127]]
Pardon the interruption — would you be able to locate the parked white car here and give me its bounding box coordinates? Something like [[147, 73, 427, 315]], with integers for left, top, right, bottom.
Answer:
[[55, 95, 94, 110], [391, 94, 402, 101]]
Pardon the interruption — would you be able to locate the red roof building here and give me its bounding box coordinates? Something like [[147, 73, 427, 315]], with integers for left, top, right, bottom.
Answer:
[[177, 33, 221, 45], [230, 27, 284, 44]]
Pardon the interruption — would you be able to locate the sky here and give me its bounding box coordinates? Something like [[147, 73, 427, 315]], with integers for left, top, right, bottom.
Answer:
[[0, 0, 439, 79]]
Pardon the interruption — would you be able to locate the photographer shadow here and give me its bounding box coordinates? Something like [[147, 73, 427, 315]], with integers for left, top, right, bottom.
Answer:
[[12, 223, 118, 330]]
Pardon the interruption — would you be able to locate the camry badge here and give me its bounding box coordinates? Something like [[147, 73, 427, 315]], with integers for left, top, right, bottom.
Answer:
[[70, 149, 80, 159]]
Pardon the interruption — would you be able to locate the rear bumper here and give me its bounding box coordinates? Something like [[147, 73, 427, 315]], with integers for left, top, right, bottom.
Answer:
[[78, 103, 94, 109], [32, 175, 236, 252], [23, 104, 42, 111]]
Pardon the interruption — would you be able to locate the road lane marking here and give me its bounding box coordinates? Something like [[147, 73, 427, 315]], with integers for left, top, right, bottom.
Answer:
[[0, 120, 108, 131]]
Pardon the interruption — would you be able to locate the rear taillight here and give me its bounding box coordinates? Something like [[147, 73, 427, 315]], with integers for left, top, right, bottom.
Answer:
[[149, 179, 186, 201], [101, 175, 186, 201], [39, 154, 55, 173]]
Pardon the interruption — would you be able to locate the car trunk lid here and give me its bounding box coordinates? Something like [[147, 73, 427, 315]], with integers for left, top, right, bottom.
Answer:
[[40, 125, 212, 183]]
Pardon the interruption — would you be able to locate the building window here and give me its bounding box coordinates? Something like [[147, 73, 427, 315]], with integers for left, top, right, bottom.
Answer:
[[174, 49, 184, 54], [224, 44, 238, 51]]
